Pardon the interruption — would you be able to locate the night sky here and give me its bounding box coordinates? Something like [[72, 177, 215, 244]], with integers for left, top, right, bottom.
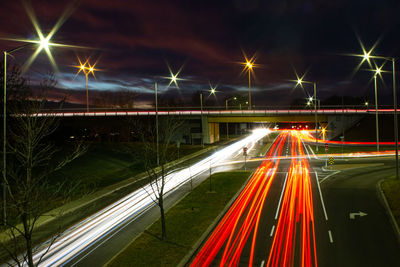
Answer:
[[1, 0, 400, 108]]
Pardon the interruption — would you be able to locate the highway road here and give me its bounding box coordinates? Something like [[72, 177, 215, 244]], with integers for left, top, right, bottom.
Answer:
[[23, 129, 272, 266], [319, 157, 400, 267], [189, 131, 400, 267]]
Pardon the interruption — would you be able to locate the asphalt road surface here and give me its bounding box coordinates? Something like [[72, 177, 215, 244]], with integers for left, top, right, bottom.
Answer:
[[53, 130, 271, 267], [189, 131, 400, 267]]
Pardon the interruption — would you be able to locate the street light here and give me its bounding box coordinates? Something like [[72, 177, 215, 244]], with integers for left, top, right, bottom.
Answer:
[[352, 45, 399, 179], [241, 55, 256, 110], [74, 58, 98, 112], [373, 70, 380, 152], [153, 67, 183, 165], [2, 17, 74, 224], [3, 35, 59, 226], [294, 76, 319, 151]]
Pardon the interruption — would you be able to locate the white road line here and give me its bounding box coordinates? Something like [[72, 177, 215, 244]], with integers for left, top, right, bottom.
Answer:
[[303, 142, 311, 159], [275, 172, 289, 220], [270, 225, 276, 237], [260, 260, 265, 267], [328, 230, 334, 243], [315, 172, 329, 221], [308, 144, 318, 159], [319, 170, 340, 184]]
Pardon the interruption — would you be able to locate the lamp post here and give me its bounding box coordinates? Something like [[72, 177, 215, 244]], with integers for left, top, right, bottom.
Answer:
[[200, 92, 204, 148], [356, 50, 398, 179], [242, 59, 255, 110], [75, 59, 97, 112], [153, 69, 182, 164], [155, 82, 159, 165], [374, 73, 380, 152], [295, 78, 319, 151], [3, 39, 56, 224]]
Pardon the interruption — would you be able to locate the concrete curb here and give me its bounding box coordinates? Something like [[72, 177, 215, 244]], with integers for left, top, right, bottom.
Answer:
[[377, 180, 400, 244], [0, 146, 217, 243], [104, 183, 195, 267], [177, 170, 255, 267]]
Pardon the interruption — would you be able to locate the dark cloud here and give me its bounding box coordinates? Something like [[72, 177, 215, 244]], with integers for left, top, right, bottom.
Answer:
[[1, 0, 400, 107]]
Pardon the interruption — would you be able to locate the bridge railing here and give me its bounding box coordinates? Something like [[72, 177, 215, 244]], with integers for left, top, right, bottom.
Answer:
[[34, 107, 399, 117]]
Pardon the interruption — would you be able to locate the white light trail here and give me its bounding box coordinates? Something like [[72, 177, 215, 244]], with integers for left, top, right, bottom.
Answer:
[[29, 128, 270, 266]]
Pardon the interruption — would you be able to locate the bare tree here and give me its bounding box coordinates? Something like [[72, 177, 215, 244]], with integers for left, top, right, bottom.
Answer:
[[0, 77, 86, 266], [134, 117, 183, 240]]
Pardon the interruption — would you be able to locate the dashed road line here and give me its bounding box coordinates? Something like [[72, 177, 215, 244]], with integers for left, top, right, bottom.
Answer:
[[328, 230, 334, 243], [270, 225, 276, 237]]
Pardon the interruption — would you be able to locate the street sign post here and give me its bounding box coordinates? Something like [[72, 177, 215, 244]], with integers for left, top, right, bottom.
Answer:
[[243, 147, 248, 170]]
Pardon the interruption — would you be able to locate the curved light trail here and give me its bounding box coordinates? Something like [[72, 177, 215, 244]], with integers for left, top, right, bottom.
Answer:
[[27, 129, 270, 266]]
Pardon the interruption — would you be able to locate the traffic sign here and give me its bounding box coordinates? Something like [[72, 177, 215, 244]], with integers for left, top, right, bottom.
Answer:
[[328, 157, 334, 165], [324, 143, 328, 152], [243, 147, 248, 156]]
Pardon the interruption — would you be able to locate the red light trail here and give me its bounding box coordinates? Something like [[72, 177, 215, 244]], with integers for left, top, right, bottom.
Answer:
[[267, 131, 317, 267], [298, 130, 396, 146], [190, 130, 320, 267]]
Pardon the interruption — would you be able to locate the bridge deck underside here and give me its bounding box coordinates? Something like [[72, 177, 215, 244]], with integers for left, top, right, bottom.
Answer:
[[207, 115, 327, 123]]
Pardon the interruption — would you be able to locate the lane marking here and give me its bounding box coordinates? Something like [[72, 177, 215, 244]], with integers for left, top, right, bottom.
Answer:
[[308, 144, 318, 159], [260, 260, 265, 267], [328, 230, 334, 243], [270, 225, 276, 237], [315, 172, 329, 221], [319, 170, 340, 184], [275, 172, 289, 220]]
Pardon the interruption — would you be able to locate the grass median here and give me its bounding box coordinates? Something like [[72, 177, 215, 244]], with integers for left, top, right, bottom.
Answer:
[[381, 178, 400, 227], [107, 171, 251, 267]]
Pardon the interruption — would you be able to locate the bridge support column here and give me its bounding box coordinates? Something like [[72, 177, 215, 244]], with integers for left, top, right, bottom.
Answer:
[[202, 116, 219, 144]]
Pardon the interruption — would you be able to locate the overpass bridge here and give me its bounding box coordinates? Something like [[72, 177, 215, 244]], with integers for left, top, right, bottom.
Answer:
[[38, 108, 397, 144]]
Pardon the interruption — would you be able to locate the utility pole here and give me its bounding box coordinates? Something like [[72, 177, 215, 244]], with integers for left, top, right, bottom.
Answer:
[[155, 82, 159, 165], [200, 93, 204, 148]]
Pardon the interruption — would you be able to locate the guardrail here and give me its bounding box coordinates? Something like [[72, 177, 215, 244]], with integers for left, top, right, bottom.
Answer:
[[33, 109, 398, 117]]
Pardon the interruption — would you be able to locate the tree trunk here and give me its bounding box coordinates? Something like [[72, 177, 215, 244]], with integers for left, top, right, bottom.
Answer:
[[159, 197, 166, 241], [22, 213, 34, 267]]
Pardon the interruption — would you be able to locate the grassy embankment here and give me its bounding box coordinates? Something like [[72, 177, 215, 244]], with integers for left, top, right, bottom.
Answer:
[[381, 178, 400, 227], [107, 171, 251, 267]]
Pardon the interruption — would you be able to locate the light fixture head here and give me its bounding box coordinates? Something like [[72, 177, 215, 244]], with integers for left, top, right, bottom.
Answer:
[[39, 37, 49, 50], [363, 51, 370, 61]]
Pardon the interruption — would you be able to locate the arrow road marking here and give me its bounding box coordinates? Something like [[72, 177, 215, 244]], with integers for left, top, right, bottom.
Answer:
[[349, 211, 368, 219]]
